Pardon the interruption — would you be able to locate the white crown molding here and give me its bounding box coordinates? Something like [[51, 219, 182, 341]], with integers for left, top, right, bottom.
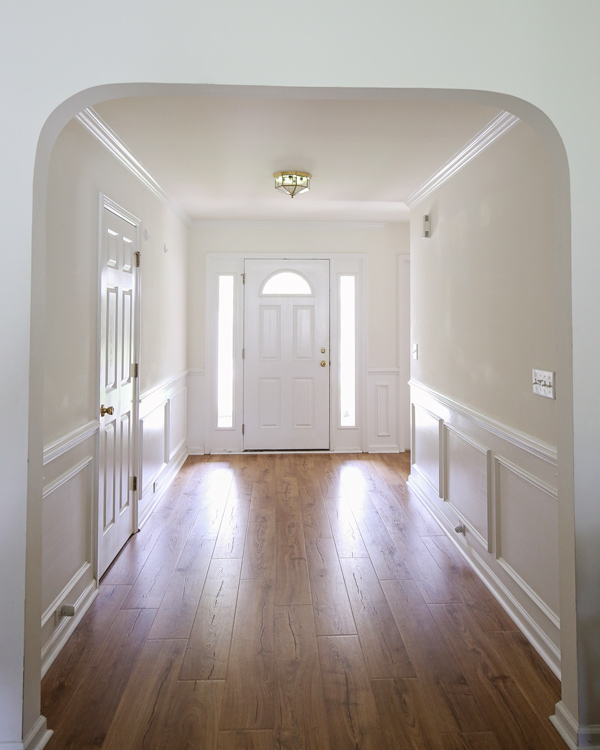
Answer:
[[43, 420, 99, 465], [409, 379, 557, 464], [76, 107, 191, 225], [191, 220, 388, 231], [404, 111, 520, 209]]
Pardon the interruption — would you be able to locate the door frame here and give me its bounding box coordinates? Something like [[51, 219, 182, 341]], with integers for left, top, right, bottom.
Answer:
[[96, 194, 141, 577], [205, 252, 366, 453]]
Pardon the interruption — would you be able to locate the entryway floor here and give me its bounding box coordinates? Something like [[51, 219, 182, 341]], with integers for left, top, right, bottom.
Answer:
[[41, 452, 566, 749]]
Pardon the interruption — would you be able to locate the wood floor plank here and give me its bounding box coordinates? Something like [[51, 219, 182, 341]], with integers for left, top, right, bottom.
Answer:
[[274, 605, 330, 750], [318, 635, 391, 750], [219, 578, 275, 730], [299, 481, 333, 542], [45, 609, 156, 750], [322, 494, 369, 558], [438, 732, 504, 750], [340, 557, 415, 679], [370, 678, 444, 750], [147, 535, 214, 639], [217, 730, 274, 750], [428, 604, 566, 750], [101, 639, 196, 749], [213, 492, 251, 559], [242, 507, 276, 581], [180, 558, 242, 680], [381, 578, 488, 733], [305, 536, 356, 636]]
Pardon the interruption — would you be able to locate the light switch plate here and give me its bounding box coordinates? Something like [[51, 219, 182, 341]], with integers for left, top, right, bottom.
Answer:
[[532, 369, 555, 399]]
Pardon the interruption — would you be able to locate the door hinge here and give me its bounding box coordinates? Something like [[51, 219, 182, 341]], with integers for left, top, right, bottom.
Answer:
[[242, 272, 246, 284], [135, 251, 141, 267], [133, 363, 139, 378], [132, 476, 138, 492], [242, 348, 245, 359], [242, 424, 245, 435]]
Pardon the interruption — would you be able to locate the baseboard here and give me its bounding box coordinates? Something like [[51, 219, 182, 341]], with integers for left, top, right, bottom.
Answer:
[[407, 472, 561, 679], [367, 444, 400, 453], [23, 716, 52, 750], [187, 446, 205, 455], [41, 582, 98, 678], [551, 702, 600, 749]]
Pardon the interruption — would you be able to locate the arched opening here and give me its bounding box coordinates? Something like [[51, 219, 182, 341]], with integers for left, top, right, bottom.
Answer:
[[28, 83, 574, 743]]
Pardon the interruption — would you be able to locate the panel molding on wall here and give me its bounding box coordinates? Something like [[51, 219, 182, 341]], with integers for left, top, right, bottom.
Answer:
[[408, 380, 560, 678], [187, 368, 205, 454], [138, 370, 189, 525], [367, 369, 400, 452]]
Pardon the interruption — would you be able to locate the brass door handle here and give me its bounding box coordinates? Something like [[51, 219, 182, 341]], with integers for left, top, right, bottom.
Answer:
[[100, 404, 114, 417], [320, 360, 327, 367]]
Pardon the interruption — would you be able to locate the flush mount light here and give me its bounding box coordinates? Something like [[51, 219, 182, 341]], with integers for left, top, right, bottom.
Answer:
[[273, 171, 311, 198]]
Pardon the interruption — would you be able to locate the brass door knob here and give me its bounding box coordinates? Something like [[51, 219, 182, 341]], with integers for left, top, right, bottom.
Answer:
[[100, 404, 114, 417], [320, 360, 327, 367]]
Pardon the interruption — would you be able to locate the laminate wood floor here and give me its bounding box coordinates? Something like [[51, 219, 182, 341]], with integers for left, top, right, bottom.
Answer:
[[41, 453, 566, 749]]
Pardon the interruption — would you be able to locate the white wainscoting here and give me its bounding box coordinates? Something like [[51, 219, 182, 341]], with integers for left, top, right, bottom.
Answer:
[[408, 380, 561, 677], [41, 422, 99, 677], [187, 368, 205, 455], [366, 369, 402, 452], [138, 370, 189, 525]]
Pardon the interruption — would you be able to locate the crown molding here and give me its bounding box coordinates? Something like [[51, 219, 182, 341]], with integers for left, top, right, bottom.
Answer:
[[404, 111, 520, 209], [76, 107, 191, 225], [190, 220, 388, 231]]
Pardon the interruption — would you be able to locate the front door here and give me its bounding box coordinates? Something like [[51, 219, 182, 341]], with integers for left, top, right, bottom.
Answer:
[[98, 200, 138, 577], [243, 259, 330, 450]]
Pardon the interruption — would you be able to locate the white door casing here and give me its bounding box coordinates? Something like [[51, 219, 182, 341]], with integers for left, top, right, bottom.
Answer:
[[243, 259, 330, 450], [98, 198, 140, 578]]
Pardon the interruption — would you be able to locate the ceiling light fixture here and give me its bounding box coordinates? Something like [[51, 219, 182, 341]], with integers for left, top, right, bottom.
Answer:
[[273, 171, 311, 198]]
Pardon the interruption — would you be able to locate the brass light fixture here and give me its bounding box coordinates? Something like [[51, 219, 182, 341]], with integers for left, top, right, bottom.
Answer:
[[273, 171, 311, 198]]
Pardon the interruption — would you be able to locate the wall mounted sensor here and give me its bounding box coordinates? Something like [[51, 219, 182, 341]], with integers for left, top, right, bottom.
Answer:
[[423, 214, 431, 238]]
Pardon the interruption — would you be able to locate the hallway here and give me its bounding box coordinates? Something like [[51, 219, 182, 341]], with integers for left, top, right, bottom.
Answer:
[[41, 453, 565, 749]]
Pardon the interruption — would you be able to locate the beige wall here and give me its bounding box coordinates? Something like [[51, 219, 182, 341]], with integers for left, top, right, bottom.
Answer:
[[44, 120, 189, 443], [410, 121, 556, 445], [188, 222, 409, 371]]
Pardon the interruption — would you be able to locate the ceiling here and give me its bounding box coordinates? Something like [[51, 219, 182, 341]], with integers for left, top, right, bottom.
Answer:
[[94, 95, 501, 223]]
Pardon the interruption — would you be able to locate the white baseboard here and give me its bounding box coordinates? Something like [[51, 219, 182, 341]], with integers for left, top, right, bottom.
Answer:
[[23, 716, 52, 750], [41, 582, 98, 678], [367, 444, 400, 453], [408, 472, 561, 679], [551, 702, 600, 749], [187, 446, 205, 455]]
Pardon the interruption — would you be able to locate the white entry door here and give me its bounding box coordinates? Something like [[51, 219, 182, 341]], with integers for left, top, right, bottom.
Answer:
[[98, 201, 139, 577], [244, 259, 330, 450]]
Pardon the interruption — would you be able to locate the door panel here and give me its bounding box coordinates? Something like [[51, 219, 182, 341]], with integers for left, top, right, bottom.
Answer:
[[244, 259, 329, 450], [98, 205, 138, 577]]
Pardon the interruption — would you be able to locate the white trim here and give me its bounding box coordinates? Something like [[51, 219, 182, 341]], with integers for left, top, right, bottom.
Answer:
[[43, 421, 99, 465], [495, 454, 558, 499], [404, 111, 520, 208], [41, 563, 93, 627], [188, 368, 206, 376], [551, 701, 600, 750], [102, 195, 141, 228], [409, 380, 557, 464], [139, 369, 188, 402], [407, 472, 561, 679], [367, 367, 400, 374], [23, 716, 52, 750], [497, 558, 560, 629], [41, 581, 98, 678], [77, 108, 190, 224], [42, 457, 94, 499], [191, 220, 387, 231], [138, 447, 188, 527]]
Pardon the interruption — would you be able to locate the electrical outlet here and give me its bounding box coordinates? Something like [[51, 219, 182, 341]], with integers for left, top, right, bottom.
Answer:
[[532, 369, 555, 399]]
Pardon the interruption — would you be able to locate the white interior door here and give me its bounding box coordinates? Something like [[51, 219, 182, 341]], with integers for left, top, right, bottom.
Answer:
[[244, 259, 330, 450], [98, 202, 138, 577]]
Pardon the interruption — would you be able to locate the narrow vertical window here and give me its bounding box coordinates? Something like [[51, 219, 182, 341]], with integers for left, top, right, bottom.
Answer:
[[340, 275, 356, 427], [217, 275, 234, 428]]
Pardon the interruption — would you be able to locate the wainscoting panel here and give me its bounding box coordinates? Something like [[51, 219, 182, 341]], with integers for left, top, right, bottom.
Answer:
[[41, 425, 98, 675], [444, 425, 491, 551], [496, 457, 560, 621], [187, 369, 205, 455], [411, 403, 443, 495], [138, 371, 188, 524], [367, 369, 400, 452], [408, 380, 560, 677]]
